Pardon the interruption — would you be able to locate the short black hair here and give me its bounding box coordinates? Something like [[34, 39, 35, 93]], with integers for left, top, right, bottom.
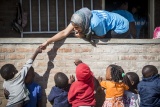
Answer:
[[123, 72, 139, 89], [0, 64, 16, 80], [54, 72, 68, 88], [109, 64, 124, 82], [142, 65, 158, 78]]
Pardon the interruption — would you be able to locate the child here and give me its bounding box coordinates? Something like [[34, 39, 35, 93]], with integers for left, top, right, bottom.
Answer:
[[0, 46, 42, 107], [98, 64, 129, 107], [4, 66, 42, 107], [24, 66, 42, 107], [48, 72, 75, 107], [68, 63, 96, 107], [123, 72, 140, 107], [138, 65, 160, 107]]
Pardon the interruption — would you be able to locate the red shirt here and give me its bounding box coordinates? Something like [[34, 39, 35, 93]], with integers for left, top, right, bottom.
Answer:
[[68, 63, 96, 107]]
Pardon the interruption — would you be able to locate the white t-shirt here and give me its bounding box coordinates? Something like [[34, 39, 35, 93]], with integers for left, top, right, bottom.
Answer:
[[3, 59, 33, 106], [123, 90, 140, 107]]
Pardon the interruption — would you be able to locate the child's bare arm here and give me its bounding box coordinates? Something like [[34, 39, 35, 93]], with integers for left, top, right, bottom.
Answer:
[[31, 46, 42, 61]]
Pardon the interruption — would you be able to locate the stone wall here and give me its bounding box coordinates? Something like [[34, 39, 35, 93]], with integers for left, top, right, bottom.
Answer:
[[0, 38, 160, 107]]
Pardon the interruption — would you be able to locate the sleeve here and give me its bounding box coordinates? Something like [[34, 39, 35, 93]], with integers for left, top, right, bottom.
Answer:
[[137, 83, 141, 93], [92, 22, 107, 36], [90, 12, 107, 36], [37, 85, 42, 101], [48, 87, 55, 102], [20, 59, 33, 78], [127, 12, 135, 22], [100, 81, 108, 89], [3, 83, 5, 88], [68, 83, 77, 104]]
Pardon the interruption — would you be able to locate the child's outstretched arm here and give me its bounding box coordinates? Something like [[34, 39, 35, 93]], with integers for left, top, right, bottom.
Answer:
[[19, 46, 42, 77], [31, 46, 42, 61]]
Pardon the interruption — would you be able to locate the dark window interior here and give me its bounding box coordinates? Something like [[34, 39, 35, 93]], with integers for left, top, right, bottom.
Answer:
[[105, 0, 149, 39], [0, 0, 150, 39]]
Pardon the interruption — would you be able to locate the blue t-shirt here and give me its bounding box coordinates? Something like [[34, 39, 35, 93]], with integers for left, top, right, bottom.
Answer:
[[90, 10, 129, 36], [24, 82, 42, 107], [112, 10, 135, 22]]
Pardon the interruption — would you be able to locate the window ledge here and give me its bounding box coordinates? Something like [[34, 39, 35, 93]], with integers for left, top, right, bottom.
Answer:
[[0, 38, 160, 44]]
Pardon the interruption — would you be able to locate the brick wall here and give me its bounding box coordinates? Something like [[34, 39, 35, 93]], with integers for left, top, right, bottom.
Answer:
[[0, 38, 160, 107]]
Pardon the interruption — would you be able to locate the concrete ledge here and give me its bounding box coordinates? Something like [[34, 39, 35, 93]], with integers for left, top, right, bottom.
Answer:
[[0, 38, 160, 44]]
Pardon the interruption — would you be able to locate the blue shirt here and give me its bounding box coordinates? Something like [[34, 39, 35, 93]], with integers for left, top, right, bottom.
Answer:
[[138, 74, 160, 107], [90, 10, 129, 36], [112, 10, 135, 22], [134, 15, 146, 38], [24, 82, 42, 107], [48, 85, 71, 107]]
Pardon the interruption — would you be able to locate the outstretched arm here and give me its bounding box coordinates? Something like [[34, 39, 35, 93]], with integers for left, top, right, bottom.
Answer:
[[20, 46, 42, 77], [41, 23, 74, 50], [31, 46, 42, 61]]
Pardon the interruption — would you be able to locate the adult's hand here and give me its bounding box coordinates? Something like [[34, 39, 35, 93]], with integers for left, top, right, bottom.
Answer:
[[74, 32, 85, 38], [40, 41, 48, 50]]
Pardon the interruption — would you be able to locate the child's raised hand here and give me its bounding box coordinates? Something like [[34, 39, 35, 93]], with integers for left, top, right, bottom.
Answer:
[[98, 76, 103, 83], [4, 88, 10, 99], [69, 75, 75, 84]]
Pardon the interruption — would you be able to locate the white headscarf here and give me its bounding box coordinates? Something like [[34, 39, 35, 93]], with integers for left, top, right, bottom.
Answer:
[[71, 7, 92, 35]]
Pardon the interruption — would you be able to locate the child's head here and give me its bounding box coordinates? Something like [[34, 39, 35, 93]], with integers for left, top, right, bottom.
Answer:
[[54, 72, 69, 89], [123, 72, 139, 91], [25, 66, 35, 84], [142, 65, 158, 78], [0, 64, 18, 80], [106, 64, 124, 82], [76, 63, 93, 82]]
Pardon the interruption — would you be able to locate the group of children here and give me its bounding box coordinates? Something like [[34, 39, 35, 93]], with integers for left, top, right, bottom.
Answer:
[[0, 46, 160, 107]]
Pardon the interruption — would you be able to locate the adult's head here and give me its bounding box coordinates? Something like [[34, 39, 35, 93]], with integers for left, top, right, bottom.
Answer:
[[54, 72, 69, 89], [0, 64, 18, 80], [25, 66, 35, 84], [71, 7, 92, 38], [142, 65, 158, 78]]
